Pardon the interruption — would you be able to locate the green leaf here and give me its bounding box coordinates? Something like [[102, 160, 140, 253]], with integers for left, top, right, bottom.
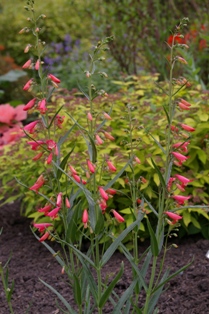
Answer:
[[112, 279, 137, 313], [183, 210, 191, 227], [151, 158, 166, 189], [99, 262, 124, 308], [151, 258, 193, 295], [100, 212, 144, 267], [146, 218, 159, 256], [39, 278, 77, 313], [56, 146, 75, 180], [73, 274, 82, 306]]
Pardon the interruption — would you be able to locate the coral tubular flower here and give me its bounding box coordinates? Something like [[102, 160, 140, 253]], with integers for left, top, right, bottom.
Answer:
[[171, 152, 188, 163], [72, 174, 81, 183], [39, 231, 50, 242], [28, 140, 44, 150], [106, 188, 117, 195], [134, 156, 141, 164], [95, 134, 103, 145], [46, 152, 53, 164], [104, 132, 115, 141], [99, 187, 109, 201], [65, 198, 71, 208], [47, 207, 60, 219], [69, 165, 78, 175], [38, 98, 47, 114], [87, 112, 93, 121], [22, 59, 32, 69], [56, 192, 62, 207], [165, 211, 182, 224], [38, 204, 52, 214], [32, 152, 44, 161], [172, 195, 191, 205], [23, 120, 39, 134], [181, 124, 195, 132], [173, 141, 190, 153], [55, 115, 65, 128], [175, 174, 192, 186], [176, 183, 185, 192], [103, 112, 112, 120], [48, 73, 61, 84], [23, 78, 33, 91], [35, 59, 40, 70], [30, 174, 45, 192], [177, 56, 188, 64], [180, 99, 192, 107], [107, 160, 117, 172], [33, 222, 53, 232], [23, 98, 36, 111], [112, 210, 125, 223], [82, 209, 88, 228], [178, 102, 190, 111], [87, 159, 96, 173]]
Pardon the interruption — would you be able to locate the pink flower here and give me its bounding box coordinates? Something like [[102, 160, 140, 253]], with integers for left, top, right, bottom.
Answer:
[[35, 59, 40, 70], [106, 188, 117, 195], [46, 152, 53, 164], [14, 105, 27, 121], [175, 174, 193, 186], [32, 152, 44, 161], [103, 112, 112, 120], [178, 101, 190, 110], [29, 174, 45, 192], [176, 183, 185, 192], [95, 134, 103, 145], [23, 78, 33, 91], [173, 141, 190, 153], [48, 74, 61, 84], [23, 98, 36, 111], [104, 132, 115, 141], [39, 231, 50, 242], [38, 98, 47, 114], [112, 210, 125, 223], [99, 199, 107, 213], [65, 198, 71, 208], [87, 159, 96, 173], [55, 115, 65, 128], [24, 120, 39, 134], [99, 187, 109, 201], [22, 59, 32, 69], [180, 99, 192, 107], [0, 104, 16, 124], [181, 124, 195, 132], [56, 192, 62, 207], [171, 152, 189, 164], [87, 112, 93, 121], [33, 222, 53, 232], [165, 211, 182, 224], [47, 207, 61, 219], [69, 165, 78, 175], [134, 156, 141, 164], [28, 140, 45, 150], [72, 174, 81, 183], [82, 209, 88, 228], [172, 194, 191, 205], [107, 160, 116, 172], [167, 177, 176, 191], [38, 204, 52, 214]]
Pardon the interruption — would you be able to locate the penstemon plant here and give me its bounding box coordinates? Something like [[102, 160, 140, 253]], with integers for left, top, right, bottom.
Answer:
[[17, 1, 208, 313]]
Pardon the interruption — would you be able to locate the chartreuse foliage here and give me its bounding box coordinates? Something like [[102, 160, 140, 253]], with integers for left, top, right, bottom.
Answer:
[[0, 74, 209, 238]]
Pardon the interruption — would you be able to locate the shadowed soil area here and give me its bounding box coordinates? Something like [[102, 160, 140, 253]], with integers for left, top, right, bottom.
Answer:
[[1, 202, 209, 314]]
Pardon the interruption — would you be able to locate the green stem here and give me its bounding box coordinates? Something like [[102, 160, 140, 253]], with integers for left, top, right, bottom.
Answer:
[[0, 265, 14, 314], [95, 237, 102, 314], [143, 256, 158, 314]]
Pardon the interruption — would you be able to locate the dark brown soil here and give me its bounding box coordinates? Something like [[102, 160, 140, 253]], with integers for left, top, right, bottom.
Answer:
[[1, 202, 209, 314]]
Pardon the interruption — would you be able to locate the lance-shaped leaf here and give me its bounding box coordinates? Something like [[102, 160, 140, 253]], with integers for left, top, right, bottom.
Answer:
[[39, 278, 77, 314], [100, 212, 144, 267], [99, 262, 124, 308], [146, 218, 159, 256]]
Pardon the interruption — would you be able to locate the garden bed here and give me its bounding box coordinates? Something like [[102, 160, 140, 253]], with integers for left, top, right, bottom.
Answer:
[[1, 202, 209, 314]]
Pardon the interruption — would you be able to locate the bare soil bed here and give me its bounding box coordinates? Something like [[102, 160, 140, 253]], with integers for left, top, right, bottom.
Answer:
[[1, 202, 209, 314]]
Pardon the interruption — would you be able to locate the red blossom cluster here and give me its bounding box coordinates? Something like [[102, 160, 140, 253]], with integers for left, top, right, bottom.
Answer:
[[167, 25, 207, 51]]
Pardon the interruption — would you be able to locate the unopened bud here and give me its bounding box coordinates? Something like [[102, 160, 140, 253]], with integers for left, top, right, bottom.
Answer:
[[24, 44, 32, 53], [172, 244, 178, 248]]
